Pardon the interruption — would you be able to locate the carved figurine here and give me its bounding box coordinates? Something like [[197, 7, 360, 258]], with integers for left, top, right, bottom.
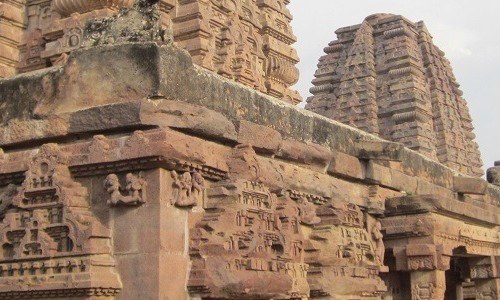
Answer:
[[104, 173, 146, 206], [296, 196, 321, 225], [371, 221, 385, 265], [171, 171, 205, 207]]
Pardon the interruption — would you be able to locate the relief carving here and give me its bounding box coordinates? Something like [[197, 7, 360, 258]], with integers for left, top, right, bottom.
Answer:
[[371, 221, 385, 265], [296, 196, 321, 225], [171, 171, 205, 207], [412, 283, 436, 300], [0, 144, 121, 298], [104, 173, 147, 206], [408, 256, 437, 271], [0, 185, 18, 215], [188, 180, 309, 299], [87, 134, 112, 162], [304, 200, 387, 297]]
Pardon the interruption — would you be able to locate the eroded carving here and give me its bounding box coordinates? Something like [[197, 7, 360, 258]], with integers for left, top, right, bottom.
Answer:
[[0, 144, 121, 298], [0, 185, 18, 215], [412, 283, 436, 300], [188, 180, 309, 299], [171, 171, 205, 207], [371, 221, 385, 265], [304, 200, 386, 298], [104, 173, 147, 206]]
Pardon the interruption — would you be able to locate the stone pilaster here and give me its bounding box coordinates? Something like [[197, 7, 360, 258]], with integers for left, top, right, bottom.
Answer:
[[470, 256, 500, 300], [0, 0, 26, 78], [410, 270, 446, 300]]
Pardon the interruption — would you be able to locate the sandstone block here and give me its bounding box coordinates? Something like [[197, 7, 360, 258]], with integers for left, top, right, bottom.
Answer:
[[366, 161, 392, 187], [237, 120, 282, 153], [356, 140, 404, 161], [454, 176, 488, 195], [327, 151, 365, 180], [277, 139, 333, 170], [141, 99, 238, 142]]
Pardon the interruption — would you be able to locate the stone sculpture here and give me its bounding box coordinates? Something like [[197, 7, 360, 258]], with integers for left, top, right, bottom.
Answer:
[[371, 221, 385, 265], [105, 173, 147, 206], [171, 171, 205, 207]]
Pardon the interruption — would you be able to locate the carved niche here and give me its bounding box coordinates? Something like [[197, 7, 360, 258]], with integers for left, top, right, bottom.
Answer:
[[188, 180, 309, 299], [304, 200, 387, 298], [0, 144, 121, 299]]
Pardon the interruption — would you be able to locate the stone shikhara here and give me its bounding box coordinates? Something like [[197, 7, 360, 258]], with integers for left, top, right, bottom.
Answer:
[[307, 14, 483, 178], [0, 2, 498, 300]]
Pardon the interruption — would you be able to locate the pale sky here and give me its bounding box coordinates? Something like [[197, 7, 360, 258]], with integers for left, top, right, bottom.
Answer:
[[289, 0, 500, 173]]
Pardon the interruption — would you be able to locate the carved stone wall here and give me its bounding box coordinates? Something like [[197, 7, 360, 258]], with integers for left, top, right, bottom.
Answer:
[[5, 0, 301, 103], [307, 13, 483, 177], [0, 144, 121, 298], [0, 9, 498, 299]]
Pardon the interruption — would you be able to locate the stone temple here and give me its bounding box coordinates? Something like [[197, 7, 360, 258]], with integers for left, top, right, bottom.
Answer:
[[0, 1, 498, 300], [307, 14, 483, 178]]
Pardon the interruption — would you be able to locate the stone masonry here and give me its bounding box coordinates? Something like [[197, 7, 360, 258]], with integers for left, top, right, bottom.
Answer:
[[0, 2, 498, 300], [307, 14, 483, 177], [0, 0, 301, 104]]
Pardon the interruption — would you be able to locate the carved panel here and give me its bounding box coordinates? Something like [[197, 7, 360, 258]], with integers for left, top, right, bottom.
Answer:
[[412, 283, 436, 300], [188, 180, 309, 299], [304, 199, 386, 298], [0, 144, 121, 298]]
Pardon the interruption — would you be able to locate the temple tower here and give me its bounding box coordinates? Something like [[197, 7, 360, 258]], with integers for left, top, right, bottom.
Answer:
[[307, 14, 483, 177], [3, 0, 301, 103], [0, 0, 25, 78]]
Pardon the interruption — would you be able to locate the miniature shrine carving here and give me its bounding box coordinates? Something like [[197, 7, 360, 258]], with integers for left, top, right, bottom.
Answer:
[[0, 144, 121, 298]]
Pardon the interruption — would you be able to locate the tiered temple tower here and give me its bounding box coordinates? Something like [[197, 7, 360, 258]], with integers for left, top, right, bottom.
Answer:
[[307, 14, 483, 177], [0, 0, 301, 103]]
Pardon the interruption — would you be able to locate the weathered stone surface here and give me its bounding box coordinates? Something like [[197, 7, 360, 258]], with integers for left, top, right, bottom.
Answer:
[[454, 176, 488, 195], [3, 0, 300, 103], [307, 13, 483, 177], [487, 161, 500, 187], [237, 120, 282, 153], [327, 150, 365, 180], [0, 21, 498, 300]]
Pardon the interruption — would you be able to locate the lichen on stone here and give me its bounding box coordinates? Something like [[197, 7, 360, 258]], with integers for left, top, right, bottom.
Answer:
[[83, 0, 171, 47]]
